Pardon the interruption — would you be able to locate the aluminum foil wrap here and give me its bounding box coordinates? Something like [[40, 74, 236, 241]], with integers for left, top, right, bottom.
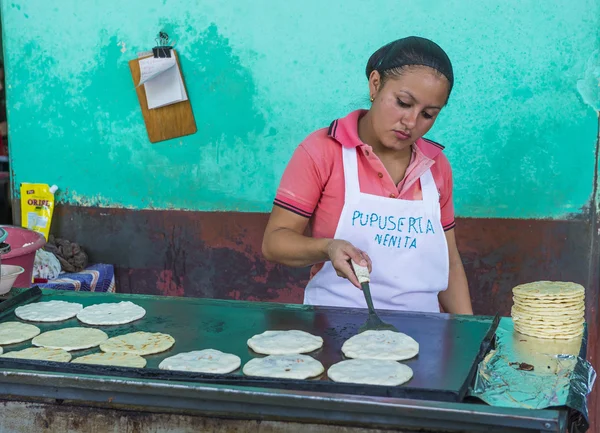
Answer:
[[470, 318, 596, 431]]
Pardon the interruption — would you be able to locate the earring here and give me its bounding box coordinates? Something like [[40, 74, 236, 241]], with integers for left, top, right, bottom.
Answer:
[[370, 96, 374, 102]]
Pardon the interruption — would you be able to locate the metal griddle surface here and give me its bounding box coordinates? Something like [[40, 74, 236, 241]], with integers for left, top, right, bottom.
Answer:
[[0, 288, 497, 402]]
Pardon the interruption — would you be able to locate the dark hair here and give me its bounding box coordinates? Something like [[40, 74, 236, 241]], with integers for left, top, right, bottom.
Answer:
[[366, 36, 454, 97]]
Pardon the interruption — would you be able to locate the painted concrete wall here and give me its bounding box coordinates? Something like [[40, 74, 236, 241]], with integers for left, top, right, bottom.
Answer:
[[1, 0, 599, 218]]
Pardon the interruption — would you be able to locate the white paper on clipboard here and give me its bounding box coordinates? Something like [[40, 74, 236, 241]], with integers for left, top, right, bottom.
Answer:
[[138, 54, 188, 109]]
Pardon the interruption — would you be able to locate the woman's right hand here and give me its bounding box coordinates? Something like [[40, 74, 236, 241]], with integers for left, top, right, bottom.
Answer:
[[326, 240, 372, 289]]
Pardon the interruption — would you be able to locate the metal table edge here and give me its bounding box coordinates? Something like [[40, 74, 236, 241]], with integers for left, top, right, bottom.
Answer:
[[0, 369, 566, 432]]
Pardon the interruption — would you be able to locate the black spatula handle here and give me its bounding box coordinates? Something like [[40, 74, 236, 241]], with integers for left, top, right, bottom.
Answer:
[[361, 282, 376, 314]]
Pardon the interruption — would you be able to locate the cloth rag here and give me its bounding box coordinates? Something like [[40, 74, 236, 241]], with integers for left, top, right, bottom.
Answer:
[[44, 235, 88, 273]]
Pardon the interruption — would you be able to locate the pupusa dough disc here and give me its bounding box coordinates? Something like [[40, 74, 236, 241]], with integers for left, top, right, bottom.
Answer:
[[342, 330, 419, 361], [247, 330, 323, 355]]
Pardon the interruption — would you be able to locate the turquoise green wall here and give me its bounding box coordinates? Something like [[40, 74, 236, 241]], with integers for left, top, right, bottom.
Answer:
[[1, 0, 599, 218]]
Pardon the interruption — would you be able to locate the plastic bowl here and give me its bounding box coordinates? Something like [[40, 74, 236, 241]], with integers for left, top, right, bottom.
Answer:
[[0, 225, 46, 287], [0, 265, 25, 294]]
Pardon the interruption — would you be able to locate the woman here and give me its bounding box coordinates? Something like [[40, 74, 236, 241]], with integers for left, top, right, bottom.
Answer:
[[262, 36, 473, 314]]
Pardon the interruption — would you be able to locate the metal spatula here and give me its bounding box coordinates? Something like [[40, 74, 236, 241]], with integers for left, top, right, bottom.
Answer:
[[351, 260, 399, 333]]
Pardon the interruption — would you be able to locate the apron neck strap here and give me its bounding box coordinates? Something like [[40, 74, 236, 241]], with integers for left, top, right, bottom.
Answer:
[[420, 169, 439, 203], [342, 146, 360, 201]]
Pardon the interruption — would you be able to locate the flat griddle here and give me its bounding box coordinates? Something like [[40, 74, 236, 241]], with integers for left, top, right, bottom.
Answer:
[[0, 287, 498, 402]]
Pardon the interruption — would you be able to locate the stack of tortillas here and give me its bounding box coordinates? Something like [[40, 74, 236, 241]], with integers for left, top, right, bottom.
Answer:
[[511, 281, 585, 340]]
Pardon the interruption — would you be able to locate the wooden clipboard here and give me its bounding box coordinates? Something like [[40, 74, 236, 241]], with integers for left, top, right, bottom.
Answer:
[[129, 50, 197, 143]]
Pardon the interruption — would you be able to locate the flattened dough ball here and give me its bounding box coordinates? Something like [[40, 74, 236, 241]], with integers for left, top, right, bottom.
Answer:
[[15, 301, 83, 322], [32, 327, 108, 351], [159, 349, 241, 374], [243, 355, 324, 379], [0, 321, 40, 345], [247, 330, 323, 355], [100, 332, 175, 356], [328, 359, 413, 386], [342, 330, 419, 361], [72, 352, 147, 368], [77, 301, 146, 325]]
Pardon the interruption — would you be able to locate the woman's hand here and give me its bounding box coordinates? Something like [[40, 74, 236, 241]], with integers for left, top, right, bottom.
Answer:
[[262, 207, 372, 289], [326, 240, 372, 288]]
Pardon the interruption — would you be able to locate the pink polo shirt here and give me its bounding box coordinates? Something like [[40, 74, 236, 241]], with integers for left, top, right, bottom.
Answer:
[[274, 109, 456, 278]]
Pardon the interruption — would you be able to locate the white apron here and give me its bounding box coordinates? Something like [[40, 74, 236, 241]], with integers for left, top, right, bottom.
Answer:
[[304, 146, 449, 312]]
